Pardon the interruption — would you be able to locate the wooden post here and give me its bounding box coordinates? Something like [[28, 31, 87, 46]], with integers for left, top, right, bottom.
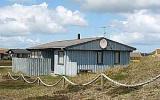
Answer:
[[63, 77, 66, 88], [20, 75, 22, 81], [37, 78, 40, 85], [101, 74, 104, 91]]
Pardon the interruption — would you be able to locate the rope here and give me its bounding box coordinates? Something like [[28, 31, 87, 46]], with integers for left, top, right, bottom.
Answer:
[[101, 73, 160, 87], [82, 74, 101, 86], [7, 72, 21, 80], [37, 77, 63, 87], [8, 72, 63, 87], [62, 76, 78, 85], [7, 72, 160, 88], [21, 74, 38, 84], [61, 74, 101, 86]]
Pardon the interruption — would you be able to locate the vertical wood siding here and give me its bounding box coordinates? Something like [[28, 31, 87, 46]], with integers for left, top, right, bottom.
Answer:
[[12, 58, 51, 76], [66, 50, 130, 73]]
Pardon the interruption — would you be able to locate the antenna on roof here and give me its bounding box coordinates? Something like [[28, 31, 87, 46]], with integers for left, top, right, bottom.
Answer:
[[100, 26, 107, 38]]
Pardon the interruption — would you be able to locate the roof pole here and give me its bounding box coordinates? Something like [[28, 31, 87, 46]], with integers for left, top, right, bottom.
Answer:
[[100, 26, 107, 38]]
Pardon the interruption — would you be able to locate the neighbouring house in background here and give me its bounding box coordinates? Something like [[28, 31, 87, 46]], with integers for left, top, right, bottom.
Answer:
[[12, 35, 136, 76], [150, 49, 160, 61], [141, 53, 150, 56], [130, 52, 142, 62], [152, 49, 160, 57], [0, 48, 9, 60], [7, 49, 31, 58]]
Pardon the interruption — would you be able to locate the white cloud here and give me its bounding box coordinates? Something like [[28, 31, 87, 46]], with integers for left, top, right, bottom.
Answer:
[[7, 0, 37, 4], [55, 6, 87, 26], [112, 10, 160, 33], [0, 2, 87, 37], [111, 10, 160, 45], [0, 36, 40, 48], [80, 0, 160, 13]]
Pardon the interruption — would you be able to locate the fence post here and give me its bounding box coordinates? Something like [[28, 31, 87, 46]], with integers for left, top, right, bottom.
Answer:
[[62, 76, 66, 88], [37, 78, 40, 85], [101, 74, 104, 91]]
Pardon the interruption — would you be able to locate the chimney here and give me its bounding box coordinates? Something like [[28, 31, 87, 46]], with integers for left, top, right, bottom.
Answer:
[[78, 34, 80, 39]]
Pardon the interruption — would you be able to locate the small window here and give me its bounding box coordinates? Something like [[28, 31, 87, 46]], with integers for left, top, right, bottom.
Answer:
[[17, 54, 22, 58], [35, 51, 38, 58], [32, 51, 42, 58], [115, 51, 120, 64], [31, 51, 34, 58], [37, 51, 42, 58], [97, 51, 103, 64], [58, 51, 64, 65]]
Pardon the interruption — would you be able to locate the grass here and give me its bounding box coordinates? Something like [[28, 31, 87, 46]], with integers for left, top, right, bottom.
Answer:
[[24, 95, 69, 100], [0, 56, 160, 99], [0, 80, 34, 89], [0, 60, 12, 66], [0, 67, 12, 75]]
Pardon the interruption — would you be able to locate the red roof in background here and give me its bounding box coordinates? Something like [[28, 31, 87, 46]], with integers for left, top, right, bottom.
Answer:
[[0, 48, 8, 54]]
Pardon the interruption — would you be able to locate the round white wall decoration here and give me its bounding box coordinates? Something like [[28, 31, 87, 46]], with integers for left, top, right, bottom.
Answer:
[[100, 39, 108, 49]]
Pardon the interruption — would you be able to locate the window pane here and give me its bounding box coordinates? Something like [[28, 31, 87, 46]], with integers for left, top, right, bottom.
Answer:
[[35, 51, 38, 58], [32, 51, 42, 58], [115, 52, 120, 64], [31, 51, 34, 58], [58, 51, 64, 65], [97, 52, 103, 64], [37, 51, 41, 58]]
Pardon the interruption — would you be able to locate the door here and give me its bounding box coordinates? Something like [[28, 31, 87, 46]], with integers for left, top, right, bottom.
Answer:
[[54, 50, 65, 75]]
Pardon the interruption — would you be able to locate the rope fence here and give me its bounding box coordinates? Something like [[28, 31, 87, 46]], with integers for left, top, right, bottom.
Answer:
[[6, 72, 160, 90]]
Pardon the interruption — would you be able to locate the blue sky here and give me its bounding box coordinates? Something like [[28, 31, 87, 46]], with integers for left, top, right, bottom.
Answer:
[[0, 0, 160, 53]]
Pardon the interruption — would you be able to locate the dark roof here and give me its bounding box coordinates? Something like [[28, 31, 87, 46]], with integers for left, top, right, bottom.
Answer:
[[28, 37, 102, 49], [130, 52, 142, 57], [7, 49, 30, 54], [28, 37, 136, 50]]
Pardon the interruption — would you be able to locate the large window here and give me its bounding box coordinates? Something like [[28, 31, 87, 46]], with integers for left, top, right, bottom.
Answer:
[[58, 51, 64, 65], [97, 51, 103, 64], [115, 51, 120, 64]]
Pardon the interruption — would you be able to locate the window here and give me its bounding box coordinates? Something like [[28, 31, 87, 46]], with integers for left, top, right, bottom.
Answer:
[[19, 54, 23, 58], [115, 51, 120, 64], [34, 51, 38, 58], [37, 51, 42, 58], [31, 51, 42, 58], [97, 51, 103, 64], [31, 51, 34, 58], [58, 51, 64, 65]]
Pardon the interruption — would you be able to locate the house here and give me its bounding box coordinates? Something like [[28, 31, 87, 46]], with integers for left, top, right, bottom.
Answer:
[[141, 53, 150, 56], [152, 49, 160, 57], [0, 48, 8, 60], [25, 35, 136, 75], [155, 49, 160, 55], [7, 49, 30, 58], [130, 52, 142, 62]]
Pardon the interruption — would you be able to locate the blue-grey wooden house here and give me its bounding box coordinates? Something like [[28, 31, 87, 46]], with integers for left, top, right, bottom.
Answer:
[[27, 36, 136, 76]]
